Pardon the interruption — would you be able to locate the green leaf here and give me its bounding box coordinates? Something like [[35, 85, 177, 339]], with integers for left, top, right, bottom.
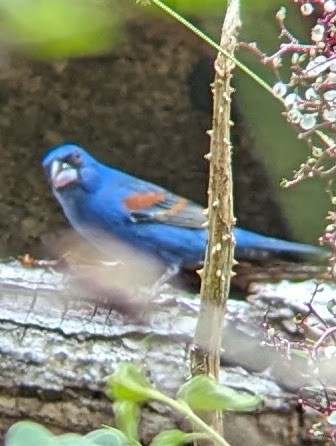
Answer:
[[5, 421, 54, 446], [114, 401, 140, 441], [85, 428, 129, 446], [106, 363, 155, 403], [177, 375, 262, 411], [149, 430, 208, 446], [0, 0, 121, 59], [48, 433, 92, 446]]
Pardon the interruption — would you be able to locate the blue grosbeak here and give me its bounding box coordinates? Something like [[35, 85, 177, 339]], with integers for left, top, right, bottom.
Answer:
[[42, 144, 326, 282]]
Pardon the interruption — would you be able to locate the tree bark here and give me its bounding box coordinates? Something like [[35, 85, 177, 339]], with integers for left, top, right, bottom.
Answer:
[[0, 261, 333, 445]]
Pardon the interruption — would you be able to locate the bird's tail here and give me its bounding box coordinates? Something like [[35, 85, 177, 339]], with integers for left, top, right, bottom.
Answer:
[[234, 228, 327, 260]]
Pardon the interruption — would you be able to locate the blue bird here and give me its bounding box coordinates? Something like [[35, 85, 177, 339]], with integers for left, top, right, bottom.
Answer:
[[42, 144, 326, 285]]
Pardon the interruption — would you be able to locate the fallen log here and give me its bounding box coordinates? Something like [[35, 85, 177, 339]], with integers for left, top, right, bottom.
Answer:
[[0, 260, 334, 445]]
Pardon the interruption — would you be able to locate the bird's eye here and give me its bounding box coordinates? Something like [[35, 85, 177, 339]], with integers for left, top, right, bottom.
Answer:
[[70, 151, 82, 166]]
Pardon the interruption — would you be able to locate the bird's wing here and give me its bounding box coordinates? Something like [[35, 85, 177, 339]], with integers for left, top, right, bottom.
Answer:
[[122, 180, 207, 229]]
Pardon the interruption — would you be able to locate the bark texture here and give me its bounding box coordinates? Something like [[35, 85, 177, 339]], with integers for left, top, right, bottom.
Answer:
[[0, 261, 334, 445]]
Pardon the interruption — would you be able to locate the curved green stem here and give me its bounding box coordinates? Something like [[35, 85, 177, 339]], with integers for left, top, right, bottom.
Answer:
[[148, 1, 335, 152], [150, 0, 274, 96], [150, 390, 232, 446]]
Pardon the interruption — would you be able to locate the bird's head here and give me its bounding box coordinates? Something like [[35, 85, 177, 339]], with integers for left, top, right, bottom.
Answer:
[[42, 143, 103, 193]]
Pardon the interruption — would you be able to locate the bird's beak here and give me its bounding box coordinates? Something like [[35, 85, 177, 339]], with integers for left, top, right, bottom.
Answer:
[[50, 160, 78, 189]]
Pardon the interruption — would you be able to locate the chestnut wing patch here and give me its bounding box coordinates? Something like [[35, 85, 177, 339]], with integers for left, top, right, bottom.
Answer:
[[124, 191, 206, 229], [124, 192, 166, 210]]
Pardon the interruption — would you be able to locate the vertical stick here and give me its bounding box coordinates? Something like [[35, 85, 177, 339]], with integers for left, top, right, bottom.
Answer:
[[190, 0, 240, 442]]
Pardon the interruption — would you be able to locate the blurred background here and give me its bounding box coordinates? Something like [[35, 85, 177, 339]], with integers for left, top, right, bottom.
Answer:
[[0, 0, 328, 258]]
